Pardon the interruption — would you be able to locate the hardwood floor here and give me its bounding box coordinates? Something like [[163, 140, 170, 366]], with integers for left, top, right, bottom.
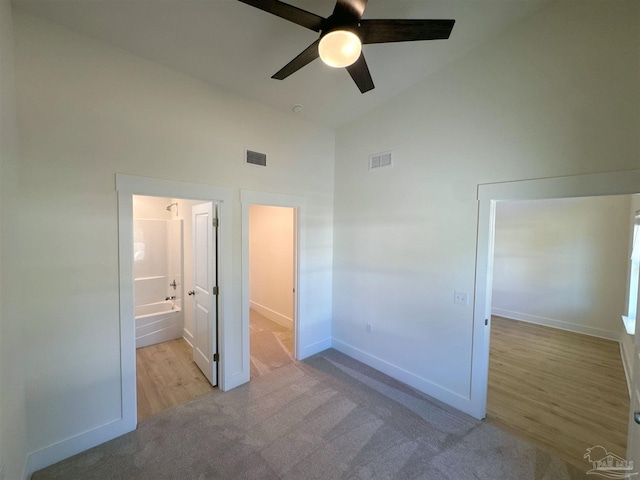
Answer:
[[136, 338, 213, 422], [137, 312, 294, 421], [486, 316, 629, 472]]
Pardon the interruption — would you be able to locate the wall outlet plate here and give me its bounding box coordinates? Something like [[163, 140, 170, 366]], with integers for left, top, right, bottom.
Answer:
[[454, 291, 469, 306]]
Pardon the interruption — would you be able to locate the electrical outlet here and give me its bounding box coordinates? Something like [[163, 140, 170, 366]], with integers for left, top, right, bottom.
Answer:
[[366, 323, 372, 333], [454, 291, 469, 306]]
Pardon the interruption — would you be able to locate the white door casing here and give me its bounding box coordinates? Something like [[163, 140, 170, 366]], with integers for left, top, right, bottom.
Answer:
[[472, 170, 640, 426], [627, 280, 640, 471], [192, 202, 217, 386]]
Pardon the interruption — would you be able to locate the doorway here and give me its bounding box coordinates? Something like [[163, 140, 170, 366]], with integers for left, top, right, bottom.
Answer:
[[132, 195, 218, 420], [470, 169, 640, 470], [248, 205, 296, 378], [485, 195, 631, 469], [117, 174, 234, 431], [240, 189, 304, 380]]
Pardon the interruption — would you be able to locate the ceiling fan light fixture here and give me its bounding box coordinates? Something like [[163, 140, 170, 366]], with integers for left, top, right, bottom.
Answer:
[[318, 29, 362, 68]]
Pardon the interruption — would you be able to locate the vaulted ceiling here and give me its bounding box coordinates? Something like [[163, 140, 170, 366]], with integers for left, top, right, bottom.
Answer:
[[12, 0, 549, 128]]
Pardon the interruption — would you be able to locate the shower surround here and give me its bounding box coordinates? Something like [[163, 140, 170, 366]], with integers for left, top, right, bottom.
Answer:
[[133, 217, 184, 348]]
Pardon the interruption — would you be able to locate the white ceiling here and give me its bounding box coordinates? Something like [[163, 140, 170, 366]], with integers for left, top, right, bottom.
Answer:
[[12, 0, 549, 128]]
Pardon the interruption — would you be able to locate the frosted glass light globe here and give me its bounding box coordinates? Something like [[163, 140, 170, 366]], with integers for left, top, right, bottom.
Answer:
[[318, 30, 362, 68]]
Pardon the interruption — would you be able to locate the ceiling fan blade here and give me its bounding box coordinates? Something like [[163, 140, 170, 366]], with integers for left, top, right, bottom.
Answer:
[[359, 19, 455, 44], [346, 53, 374, 93], [332, 0, 368, 22], [238, 0, 324, 32], [272, 39, 320, 80]]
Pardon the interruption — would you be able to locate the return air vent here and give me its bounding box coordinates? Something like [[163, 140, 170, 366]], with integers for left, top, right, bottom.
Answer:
[[246, 149, 267, 167], [369, 151, 393, 170]]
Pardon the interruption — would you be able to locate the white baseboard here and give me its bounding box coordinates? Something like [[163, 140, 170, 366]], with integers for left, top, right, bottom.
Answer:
[[25, 416, 135, 479], [491, 308, 621, 342], [182, 328, 194, 347], [331, 339, 473, 416], [299, 337, 332, 360], [250, 301, 293, 329]]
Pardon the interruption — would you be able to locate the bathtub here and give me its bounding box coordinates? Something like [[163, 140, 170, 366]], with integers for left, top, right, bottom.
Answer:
[[135, 300, 184, 349]]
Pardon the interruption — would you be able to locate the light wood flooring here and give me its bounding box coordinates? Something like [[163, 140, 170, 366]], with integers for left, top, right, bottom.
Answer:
[[136, 338, 213, 422], [137, 312, 295, 421], [486, 316, 629, 472]]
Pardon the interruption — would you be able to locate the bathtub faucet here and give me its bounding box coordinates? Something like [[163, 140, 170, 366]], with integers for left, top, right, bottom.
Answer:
[[165, 296, 176, 301]]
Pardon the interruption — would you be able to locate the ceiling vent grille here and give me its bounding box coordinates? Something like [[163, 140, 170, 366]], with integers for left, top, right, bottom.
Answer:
[[246, 149, 267, 167], [369, 151, 393, 170]]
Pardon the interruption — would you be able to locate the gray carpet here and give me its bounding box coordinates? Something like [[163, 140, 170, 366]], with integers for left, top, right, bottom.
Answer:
[[32, 349, 588, 480]]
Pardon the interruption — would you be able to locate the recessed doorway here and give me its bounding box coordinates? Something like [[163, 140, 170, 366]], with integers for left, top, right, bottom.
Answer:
[[248, 205, 296, 378], [132, 195, 218, 421], [117, 174, 234, 432]]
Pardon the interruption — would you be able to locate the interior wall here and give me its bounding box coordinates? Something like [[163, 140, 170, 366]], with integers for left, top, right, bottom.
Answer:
[[0, 1, 28, 478], [132, 196, 172, 221], [249, 205, 294, 327], [492, 195, 631, 340], [13, 9, 334, 469], [332, 0, 640, 412]]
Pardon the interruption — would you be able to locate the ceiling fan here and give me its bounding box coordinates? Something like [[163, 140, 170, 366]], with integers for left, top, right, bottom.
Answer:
[[238, 0, 455, 93]]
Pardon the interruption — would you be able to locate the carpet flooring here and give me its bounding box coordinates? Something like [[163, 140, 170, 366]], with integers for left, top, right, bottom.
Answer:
[[32, 349, 590, 480]]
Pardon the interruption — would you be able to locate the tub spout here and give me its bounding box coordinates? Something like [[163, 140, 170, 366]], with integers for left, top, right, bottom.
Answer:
[[165, 296, 176, 301]]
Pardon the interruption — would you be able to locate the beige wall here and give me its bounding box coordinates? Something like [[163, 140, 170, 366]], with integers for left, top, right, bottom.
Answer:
[[332, 0, 639, 410], [249, 205, 294, 327], [0, 1, 28, 478], [492, 195, 632, 340]]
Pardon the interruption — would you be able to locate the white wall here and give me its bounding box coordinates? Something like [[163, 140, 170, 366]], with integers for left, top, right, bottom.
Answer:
[[249, 205, 294, 327], [492, 195, 631, 340], [332, 0, 639, 413], [0, 1, 28, 478], [132, 195, 172, 221], [13, 10, 334, 473]]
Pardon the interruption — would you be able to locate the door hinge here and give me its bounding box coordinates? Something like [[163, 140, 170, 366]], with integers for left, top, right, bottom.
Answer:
[[213, 353, 219, 362], [212, 218, 219, 228], [213, 286, 219, 295], [485, 319, 489, 326]]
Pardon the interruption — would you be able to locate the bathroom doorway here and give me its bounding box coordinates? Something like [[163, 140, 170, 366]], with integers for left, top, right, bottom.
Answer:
[[132, 195, 216, 421]]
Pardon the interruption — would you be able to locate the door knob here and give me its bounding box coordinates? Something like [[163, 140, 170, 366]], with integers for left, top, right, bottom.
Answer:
[[188, 290, 195, 296], [635, 411, 640, 425]]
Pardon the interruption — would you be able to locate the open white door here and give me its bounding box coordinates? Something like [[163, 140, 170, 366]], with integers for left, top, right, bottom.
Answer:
[[191, 202, 218, 386]]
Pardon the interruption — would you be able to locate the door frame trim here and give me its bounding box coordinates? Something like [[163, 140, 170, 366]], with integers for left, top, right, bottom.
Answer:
[[241, 190, 305, 370], [471, 169, 640, 420], [116, 174, 233, 429]]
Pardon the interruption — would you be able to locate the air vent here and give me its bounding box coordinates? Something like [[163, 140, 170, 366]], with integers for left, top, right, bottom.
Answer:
[[369, 151, 393, 170], [246, 149, 267, 167]]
